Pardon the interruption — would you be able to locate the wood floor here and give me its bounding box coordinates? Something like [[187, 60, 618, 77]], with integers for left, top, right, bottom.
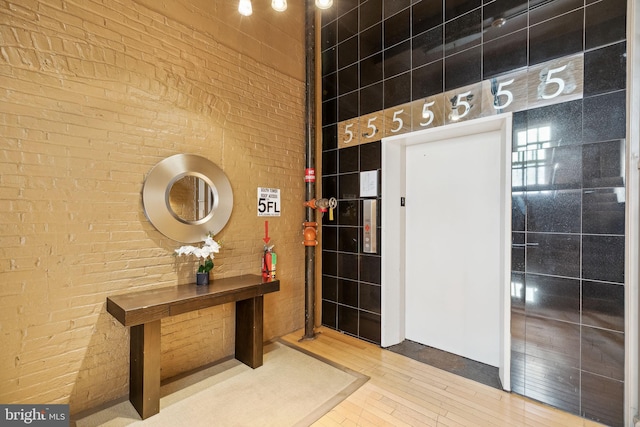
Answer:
[[281, 327, 604, 427]]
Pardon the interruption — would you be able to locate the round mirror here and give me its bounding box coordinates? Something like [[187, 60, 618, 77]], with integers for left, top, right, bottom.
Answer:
[[168, 174, 214, 223], [142, 154, 233, 243]]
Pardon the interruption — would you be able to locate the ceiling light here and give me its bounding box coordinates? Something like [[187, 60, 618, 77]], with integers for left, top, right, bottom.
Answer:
[[315, 0, 333, 9], [272, 0, 287, 12], [238, 0, 252, 16]]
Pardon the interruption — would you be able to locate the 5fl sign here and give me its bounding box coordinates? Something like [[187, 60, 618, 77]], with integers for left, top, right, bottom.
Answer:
[[257, 187, 281, 217]]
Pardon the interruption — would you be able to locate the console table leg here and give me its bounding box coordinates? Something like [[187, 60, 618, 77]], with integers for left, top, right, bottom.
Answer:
[[235, 296, 263, 368], [129, 320, 161, 419]]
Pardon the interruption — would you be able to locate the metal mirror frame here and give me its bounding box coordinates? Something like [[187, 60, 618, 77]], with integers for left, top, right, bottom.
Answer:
[[142, 154, 233, 243]]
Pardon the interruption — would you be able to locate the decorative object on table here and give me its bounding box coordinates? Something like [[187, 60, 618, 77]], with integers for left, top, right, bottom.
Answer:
[[175, 233, 221, 285]]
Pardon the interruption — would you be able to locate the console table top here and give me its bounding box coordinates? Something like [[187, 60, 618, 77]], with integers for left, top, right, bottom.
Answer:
[[106, 274, 279, 327]]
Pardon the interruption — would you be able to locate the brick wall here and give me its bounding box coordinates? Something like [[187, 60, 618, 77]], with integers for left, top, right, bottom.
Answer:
[[0, 0, 307, 414]]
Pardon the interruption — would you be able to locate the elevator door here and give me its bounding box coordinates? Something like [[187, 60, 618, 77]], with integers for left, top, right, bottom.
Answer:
[[405, 130, 503, 367]]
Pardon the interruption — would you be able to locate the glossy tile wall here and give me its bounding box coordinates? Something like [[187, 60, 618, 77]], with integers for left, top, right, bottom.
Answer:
[[319, 0, 627, 425]]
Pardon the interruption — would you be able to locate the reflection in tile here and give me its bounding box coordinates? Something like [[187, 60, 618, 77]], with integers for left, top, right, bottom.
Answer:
[[322, 47, 338, 76], [322, 275, 338, 302], [359, 254, 381, 284], [444, 9, 481, 56], [584, 42, 626, 97], [359, 0, 382, 32], [444, 46, 481, 90], [583, 188, 625, 235], [529, 10, 583, 66], [322, 71, 337, 102], [322, 150, 337, 175], [360, 141, 381, 170], [384, 8, 410, 47], [339, 172, 359, 199], [529, 0, 582, 26], [338, 63, 359, 95], [360, 283, 381, 314], [322, 225, 337, 250], [526, 190, 581, 233], [322, 250, 337, 276], [512, 232, 525, 271], [360, 82, 384, 116], [338, 199, 359, 226], [322, 175, 337, 201], [583, 90, 626, 143], [581, 371, 624, 427], [339, 145, 359, 173], [384, 40, 411, 78], [412, 26, 443, 68], [322, 301, 337, 328], [360, 53, 383, 87], [482, 29, 527, 79], [322, 98, 337, 124], [321, 20, 337, 50], [526, 233, 580, 278], [526, 145, 582, 190], [384, 72, 411, 107], [524, 316, 580, 367], [582, 281, 624, 332], [444, 0, 479, 21], [338, 8, 358, 43], [482, 0, 527, 42], [511, 310, 525, 353], [337, 226, 358, 253], [524, 353, 580, 414], [383, 0, 409, 19], [338, 36, 359, 69], [359, 311, 381, 343], [337, 305, 358, 335], [510, 351, 525, 394], [412, 0, 443, 35], [360, 23, 382, 59], [524, 274, 579, 323], [585, 0, 627, 49], [524, 99, 583, 147], [581, 326, 624, 380], [337, 252, 358, 281], [582, 235, 625, 283], [412, 60, 444, 99], [337, 278, 359, 306], [338, 91, 358, 121], [512, 195, 525, 231], [583, 140, 625, 189]]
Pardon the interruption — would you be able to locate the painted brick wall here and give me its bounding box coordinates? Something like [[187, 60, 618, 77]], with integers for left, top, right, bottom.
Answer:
[[0, 0, 307, 414]]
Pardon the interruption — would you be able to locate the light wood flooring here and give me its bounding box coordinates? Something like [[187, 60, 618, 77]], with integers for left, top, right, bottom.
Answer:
[[281, 327, 605, 427]]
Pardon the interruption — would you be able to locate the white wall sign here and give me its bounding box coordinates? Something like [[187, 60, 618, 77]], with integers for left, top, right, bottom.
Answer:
[[257, 187, 281, 217], [360, 170, 378, 197]]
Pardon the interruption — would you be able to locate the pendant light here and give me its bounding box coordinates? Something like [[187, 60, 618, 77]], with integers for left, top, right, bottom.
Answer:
[[271, 0, 287, 12], [238, 0, 253, 16], [315, 0, 333, 9]]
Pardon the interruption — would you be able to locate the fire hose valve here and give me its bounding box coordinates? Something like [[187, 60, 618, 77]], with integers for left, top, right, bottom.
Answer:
[[302, 197, 337, 245], [304, 197, 337, 221]]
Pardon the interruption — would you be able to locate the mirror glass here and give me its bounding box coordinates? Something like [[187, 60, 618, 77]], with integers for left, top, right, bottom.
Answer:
[[168, 175, 214, 223]]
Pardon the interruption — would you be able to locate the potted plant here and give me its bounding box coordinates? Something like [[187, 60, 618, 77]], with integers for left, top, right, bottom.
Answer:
[[175, 233, 221, 285]]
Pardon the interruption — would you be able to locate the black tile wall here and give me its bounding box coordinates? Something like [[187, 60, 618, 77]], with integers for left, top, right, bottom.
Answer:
[[320, 2, 626, 425]]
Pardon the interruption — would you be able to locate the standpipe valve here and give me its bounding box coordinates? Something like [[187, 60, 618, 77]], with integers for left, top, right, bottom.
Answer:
[[303, 197, 337, 245]]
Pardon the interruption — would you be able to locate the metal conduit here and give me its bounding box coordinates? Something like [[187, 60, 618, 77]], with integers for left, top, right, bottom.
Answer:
[[302, 0, 317, 340]]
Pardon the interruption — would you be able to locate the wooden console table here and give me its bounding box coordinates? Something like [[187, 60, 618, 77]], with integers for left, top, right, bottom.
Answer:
[[106, 274, 279, 419]]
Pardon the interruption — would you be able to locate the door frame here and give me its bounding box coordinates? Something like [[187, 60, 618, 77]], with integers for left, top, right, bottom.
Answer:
[[380, 113, 513, 390]]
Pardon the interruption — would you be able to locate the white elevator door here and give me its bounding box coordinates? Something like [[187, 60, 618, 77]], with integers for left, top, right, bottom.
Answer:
[[405, 130, 502, 367]]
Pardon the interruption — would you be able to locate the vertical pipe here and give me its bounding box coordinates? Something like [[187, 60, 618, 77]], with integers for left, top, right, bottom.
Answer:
[[303, 0, 317, 340]]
